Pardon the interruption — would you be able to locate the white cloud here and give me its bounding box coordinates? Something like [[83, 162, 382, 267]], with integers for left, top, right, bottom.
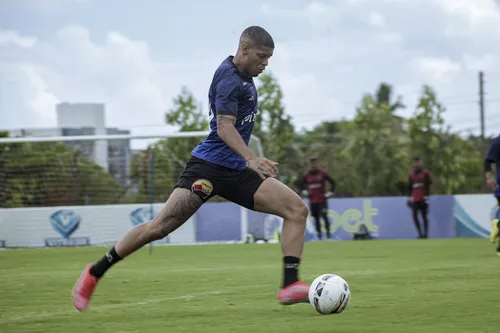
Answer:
[[436, 0, 500, 38], [2, 0, 500, 137], [19, 64, 60, 124], [0, 26, 212, 132], [259, 0, 500, 133], [368, 11, 386, 27], [304, 2, 342, 28], [0, 29, 36, 48], [0, 0, 87, 12], [462, 54, 500, 73], [410, 57, 462, 81]]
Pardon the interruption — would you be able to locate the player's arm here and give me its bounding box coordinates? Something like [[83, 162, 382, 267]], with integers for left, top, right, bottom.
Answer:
[[424, 171, 432, 195], [214, 75, 255, 161], [407, 175, 413, 197], [216, 114, 254, 159], [324, 172, 336, 197], [407, 174, 413, 204], [217, 114, 278, 178], [325, 173, 336, 193], [215, 75, 277, 178], [424, 171, 432, 202]]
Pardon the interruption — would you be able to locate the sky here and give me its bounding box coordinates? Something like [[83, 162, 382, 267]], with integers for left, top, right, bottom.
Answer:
[[1, 0, 500, 138]]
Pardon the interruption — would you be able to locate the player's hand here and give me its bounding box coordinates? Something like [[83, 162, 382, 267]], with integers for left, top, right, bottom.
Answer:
[[406, 198, 413, 208], [248, 156, 279, 179], [486, 176, 498, 190]]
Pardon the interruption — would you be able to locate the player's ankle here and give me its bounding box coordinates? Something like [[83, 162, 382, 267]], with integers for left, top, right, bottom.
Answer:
[[282, 256, 300, 288], [89, 247, 122, 278]]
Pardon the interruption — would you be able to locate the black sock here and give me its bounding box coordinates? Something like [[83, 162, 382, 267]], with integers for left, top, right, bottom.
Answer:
[[282, 256, 300, 288], [314, 217, 321, 239], [412, 212, 422, 237], [89, 246, 122, 278], [323, 215, 330, 238], [422, 215, 429, 238]]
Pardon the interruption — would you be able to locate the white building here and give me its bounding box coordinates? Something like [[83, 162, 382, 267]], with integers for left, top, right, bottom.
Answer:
[[3, 103, 131, 186], [57, 103, 108, 170]]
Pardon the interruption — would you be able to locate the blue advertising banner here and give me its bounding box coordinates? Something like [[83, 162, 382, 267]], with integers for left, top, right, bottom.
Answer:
[[194, 195, 455, 242], [454, 194, 499, 238], [196, 202, 242, 242]]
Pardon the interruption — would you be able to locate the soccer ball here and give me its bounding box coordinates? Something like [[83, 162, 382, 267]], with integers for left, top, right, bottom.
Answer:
[[308, 273, 351, 315]]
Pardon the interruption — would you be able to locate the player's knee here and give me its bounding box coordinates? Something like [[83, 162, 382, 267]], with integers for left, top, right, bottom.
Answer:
[[297, 203, 309, 223], [284, 200, 309, 224]]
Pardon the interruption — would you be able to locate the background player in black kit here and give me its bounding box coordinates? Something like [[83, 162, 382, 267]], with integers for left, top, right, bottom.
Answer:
[[72, 26, 311, 312]]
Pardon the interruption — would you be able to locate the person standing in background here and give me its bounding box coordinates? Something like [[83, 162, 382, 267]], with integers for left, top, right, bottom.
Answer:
[[298, 158, 336, 240], [407, 157, 432, 239]]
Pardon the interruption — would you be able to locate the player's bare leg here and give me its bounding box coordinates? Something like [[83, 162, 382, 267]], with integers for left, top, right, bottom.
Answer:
[[253, 177, 310, 305], [72, 188, 203, 311]]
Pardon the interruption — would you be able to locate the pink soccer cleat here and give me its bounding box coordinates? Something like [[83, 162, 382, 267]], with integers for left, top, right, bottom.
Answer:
[[72, 264, 100, 312], [278, 281, 310, 305]]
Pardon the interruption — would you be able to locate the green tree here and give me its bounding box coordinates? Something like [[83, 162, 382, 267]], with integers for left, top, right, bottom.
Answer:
[[130, 86, 209, 203], [164, 86, 209, 196], [343, 94, 409, 196], [283, 81, 488, 197], [0, 132, 123, 207], [0, 131, 13, 206], [166, 86, 209, 132], [255, 72, 295, 183], [289, 121, 350, 194], [407, 85, 482, 194], [375, 82, 405, 112], [290, 82, 409, 196]]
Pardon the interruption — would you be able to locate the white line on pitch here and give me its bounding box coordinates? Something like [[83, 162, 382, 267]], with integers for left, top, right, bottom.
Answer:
[[0, 264, 281, 279], [0, 262, 478, 280], [0, 290, 224, 325], [0, 262, 480, 325]]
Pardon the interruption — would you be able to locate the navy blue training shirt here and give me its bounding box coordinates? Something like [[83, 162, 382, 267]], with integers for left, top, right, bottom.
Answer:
[[191, 56, 258, 170], [485, 134, 500, 197]]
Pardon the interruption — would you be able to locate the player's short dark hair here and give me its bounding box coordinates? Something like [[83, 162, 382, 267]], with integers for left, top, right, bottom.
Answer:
[[412, 156, 421, 161], [241, 26, 274, 49]]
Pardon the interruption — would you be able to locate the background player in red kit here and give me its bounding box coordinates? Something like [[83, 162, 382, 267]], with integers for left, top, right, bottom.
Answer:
[[298, 158, 336, 239], [407, 157, 432, 239]]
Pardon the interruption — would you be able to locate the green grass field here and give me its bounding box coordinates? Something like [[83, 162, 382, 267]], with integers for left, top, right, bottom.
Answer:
[[1, 238, 499, 333]]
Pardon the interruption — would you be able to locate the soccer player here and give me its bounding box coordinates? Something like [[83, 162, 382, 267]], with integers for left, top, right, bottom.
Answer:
[[72, 26, 311, 312], [484, 134, 500, 254], [298, 157, 336, 240], [407, 157, 432, 239]]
